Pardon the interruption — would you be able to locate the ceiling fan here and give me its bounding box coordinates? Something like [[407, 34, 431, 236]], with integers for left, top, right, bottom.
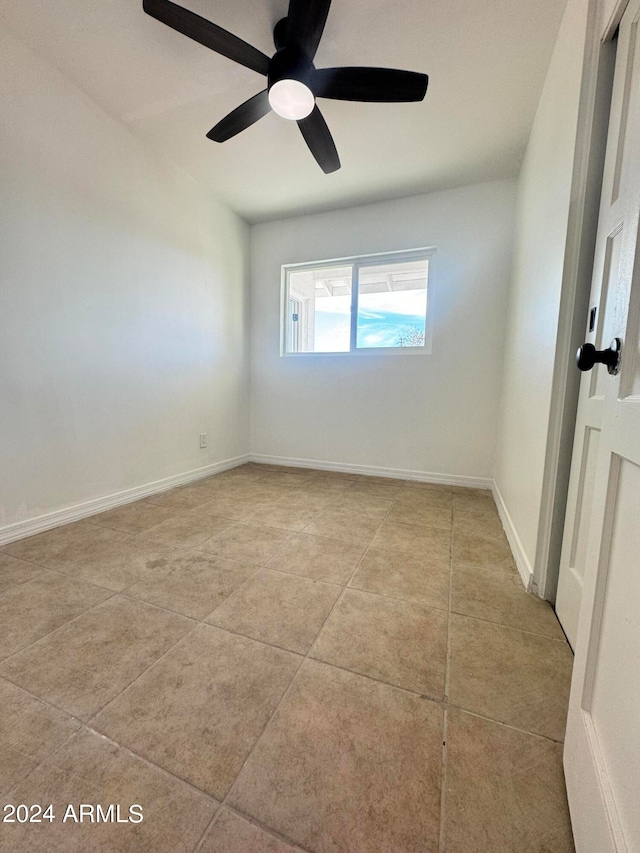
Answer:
[[142, 0, 429, 173]]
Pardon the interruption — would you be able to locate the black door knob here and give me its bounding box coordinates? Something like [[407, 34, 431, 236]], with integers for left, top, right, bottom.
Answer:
[[576, 337, 622, 375]]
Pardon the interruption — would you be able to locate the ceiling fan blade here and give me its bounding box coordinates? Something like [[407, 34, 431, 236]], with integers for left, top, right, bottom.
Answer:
[[314, 67, 428, 102], [143, 0, 270, 75], [207, 90, 271, 142], [297, 106, 340, 173], [286, 0, 332, 60]]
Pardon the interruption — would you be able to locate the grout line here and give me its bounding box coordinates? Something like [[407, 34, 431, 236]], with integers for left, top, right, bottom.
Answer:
[[84, 727, 220, 805], [444, 513, 454, 704], [85, 621, 202, 726], [218, 528, 380, 818], [448, 610, 571, 642], [192, 806, 223, 852], [0, 587, 122, 667], [195, 621, 307, 659], [218, 804, 315, 853], [303, 653, 445, 704], [2, 724, 83, 800], [438, 708, 450, 853], [253, 565, 344, 588], [440, 512, 453, 850], [0, 672, 85, 731]]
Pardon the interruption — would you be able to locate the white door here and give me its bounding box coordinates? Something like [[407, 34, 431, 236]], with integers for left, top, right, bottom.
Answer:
[[563, 0, 640, 849]]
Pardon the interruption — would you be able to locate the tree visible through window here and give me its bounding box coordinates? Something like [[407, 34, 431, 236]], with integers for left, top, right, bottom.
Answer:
[[282, 250, 433, 355]]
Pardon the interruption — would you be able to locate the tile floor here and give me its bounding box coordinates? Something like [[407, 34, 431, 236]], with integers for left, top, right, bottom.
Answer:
[[0, 464, 576, 852]]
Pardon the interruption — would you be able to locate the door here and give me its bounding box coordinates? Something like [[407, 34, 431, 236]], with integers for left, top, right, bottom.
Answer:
[[562, 0, 640, 850], [555, 10, 631, 651]]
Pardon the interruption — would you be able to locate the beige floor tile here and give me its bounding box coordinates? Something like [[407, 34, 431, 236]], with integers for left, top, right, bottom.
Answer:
[[94, 625, 301, 799], [61, 537, 181, 591], [0, 477, 577, 850], [145, 483, 216, 510], [201, 475, 261, 492], [240, 484, 297, 501], [193, 494, 258, 519], [243, 503, 323, 532], [357, 475, 406, 486], [258, 472, 317, 487], [0, 677, 79, 796], [311, 588, 448, 697], [331, 492, 394, 512], [343, 481, 404, 498], [451, 530, 516, 571], [0, 596, 192, 719], [0, 552, 46, 594], [1, 522, 126, 570], [265, 533, 366, 585], [304, 505, 386, 544], [0, 729, 216, 853], [370, 519, 451, 561], [126, 551, 256, 620], [401, 481, 454, 492], [208, 569, 341, 654], [258, 465, 319, 476], [444, 708, 575, 852], [386, 502, 452, 531], [448, 614, 573, 741], [452, 567, 565, 638], [200, 524, 292, 565], [297, 479, 354, 497], [140, 512, 235, 549], [271, 490, 335, 513], [229, 658, 443, 853], [193, 482, 255, 502], [0, 573, 111, 660], [200, 809, 302, 853], [88, 500, 179, 534], [452, 493, 499, 520], [452, 512, 505, 540], [396, 488, 454, 509], [313, 471, 360, 483], [350, 547, 450, 610]]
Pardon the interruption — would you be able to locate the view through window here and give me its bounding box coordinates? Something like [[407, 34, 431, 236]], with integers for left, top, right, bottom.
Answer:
[[283, 251, 432, 354]]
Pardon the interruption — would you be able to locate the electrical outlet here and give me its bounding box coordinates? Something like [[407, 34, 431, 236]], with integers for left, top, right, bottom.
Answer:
[[199, 433, 207, 449]]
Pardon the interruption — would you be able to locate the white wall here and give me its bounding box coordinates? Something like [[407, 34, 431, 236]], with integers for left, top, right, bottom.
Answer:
[[250, 180, 516, 482], [494, 0, 590, 582], [0, 28, 250, 532]]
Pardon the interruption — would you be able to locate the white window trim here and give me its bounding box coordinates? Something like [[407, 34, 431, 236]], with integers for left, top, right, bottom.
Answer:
[[280, 247, 436, 357]]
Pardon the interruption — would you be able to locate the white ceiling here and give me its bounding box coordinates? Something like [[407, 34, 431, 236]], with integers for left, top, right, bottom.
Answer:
[[0, 0, 568, 222]]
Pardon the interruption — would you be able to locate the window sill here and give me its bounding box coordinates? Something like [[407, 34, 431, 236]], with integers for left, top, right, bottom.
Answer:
[[280, 346, 431, 358]]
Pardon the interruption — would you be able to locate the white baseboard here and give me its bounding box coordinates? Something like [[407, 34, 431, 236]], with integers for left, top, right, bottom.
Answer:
[[249, 453, 493, 491], [491, 479, 534, 591], [0, 454, 250, 546]]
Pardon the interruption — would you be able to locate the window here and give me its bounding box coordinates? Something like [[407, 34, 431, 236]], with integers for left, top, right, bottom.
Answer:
[[281, 249, 433, 355]]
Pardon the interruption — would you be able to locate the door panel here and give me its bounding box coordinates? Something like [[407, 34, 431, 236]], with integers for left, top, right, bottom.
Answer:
[[592, 226, 623, 398], [610, 17, 637, 202], [586, 458, 640, 849], [569, 426, 601, 580]]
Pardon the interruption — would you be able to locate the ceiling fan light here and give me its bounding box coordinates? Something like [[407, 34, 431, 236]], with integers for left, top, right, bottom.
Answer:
[[268, 79, 315, 120]]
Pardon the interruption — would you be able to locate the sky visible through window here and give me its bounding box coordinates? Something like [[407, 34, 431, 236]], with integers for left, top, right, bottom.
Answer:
[[285, 254, 430, 354], [314, 289, 427, 351]]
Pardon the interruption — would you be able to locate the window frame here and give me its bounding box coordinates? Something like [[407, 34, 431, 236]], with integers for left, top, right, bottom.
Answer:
[[280, 247, 436, 357]]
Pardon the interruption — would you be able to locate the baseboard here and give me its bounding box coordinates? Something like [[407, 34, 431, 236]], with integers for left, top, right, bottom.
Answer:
[[491, 480, 535, 592], [0, 454, 250, 546], [249, 453, 493, 491]]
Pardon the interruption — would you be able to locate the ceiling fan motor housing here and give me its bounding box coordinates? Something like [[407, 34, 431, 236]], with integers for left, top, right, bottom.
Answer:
[[268, 45, 315, 94]]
